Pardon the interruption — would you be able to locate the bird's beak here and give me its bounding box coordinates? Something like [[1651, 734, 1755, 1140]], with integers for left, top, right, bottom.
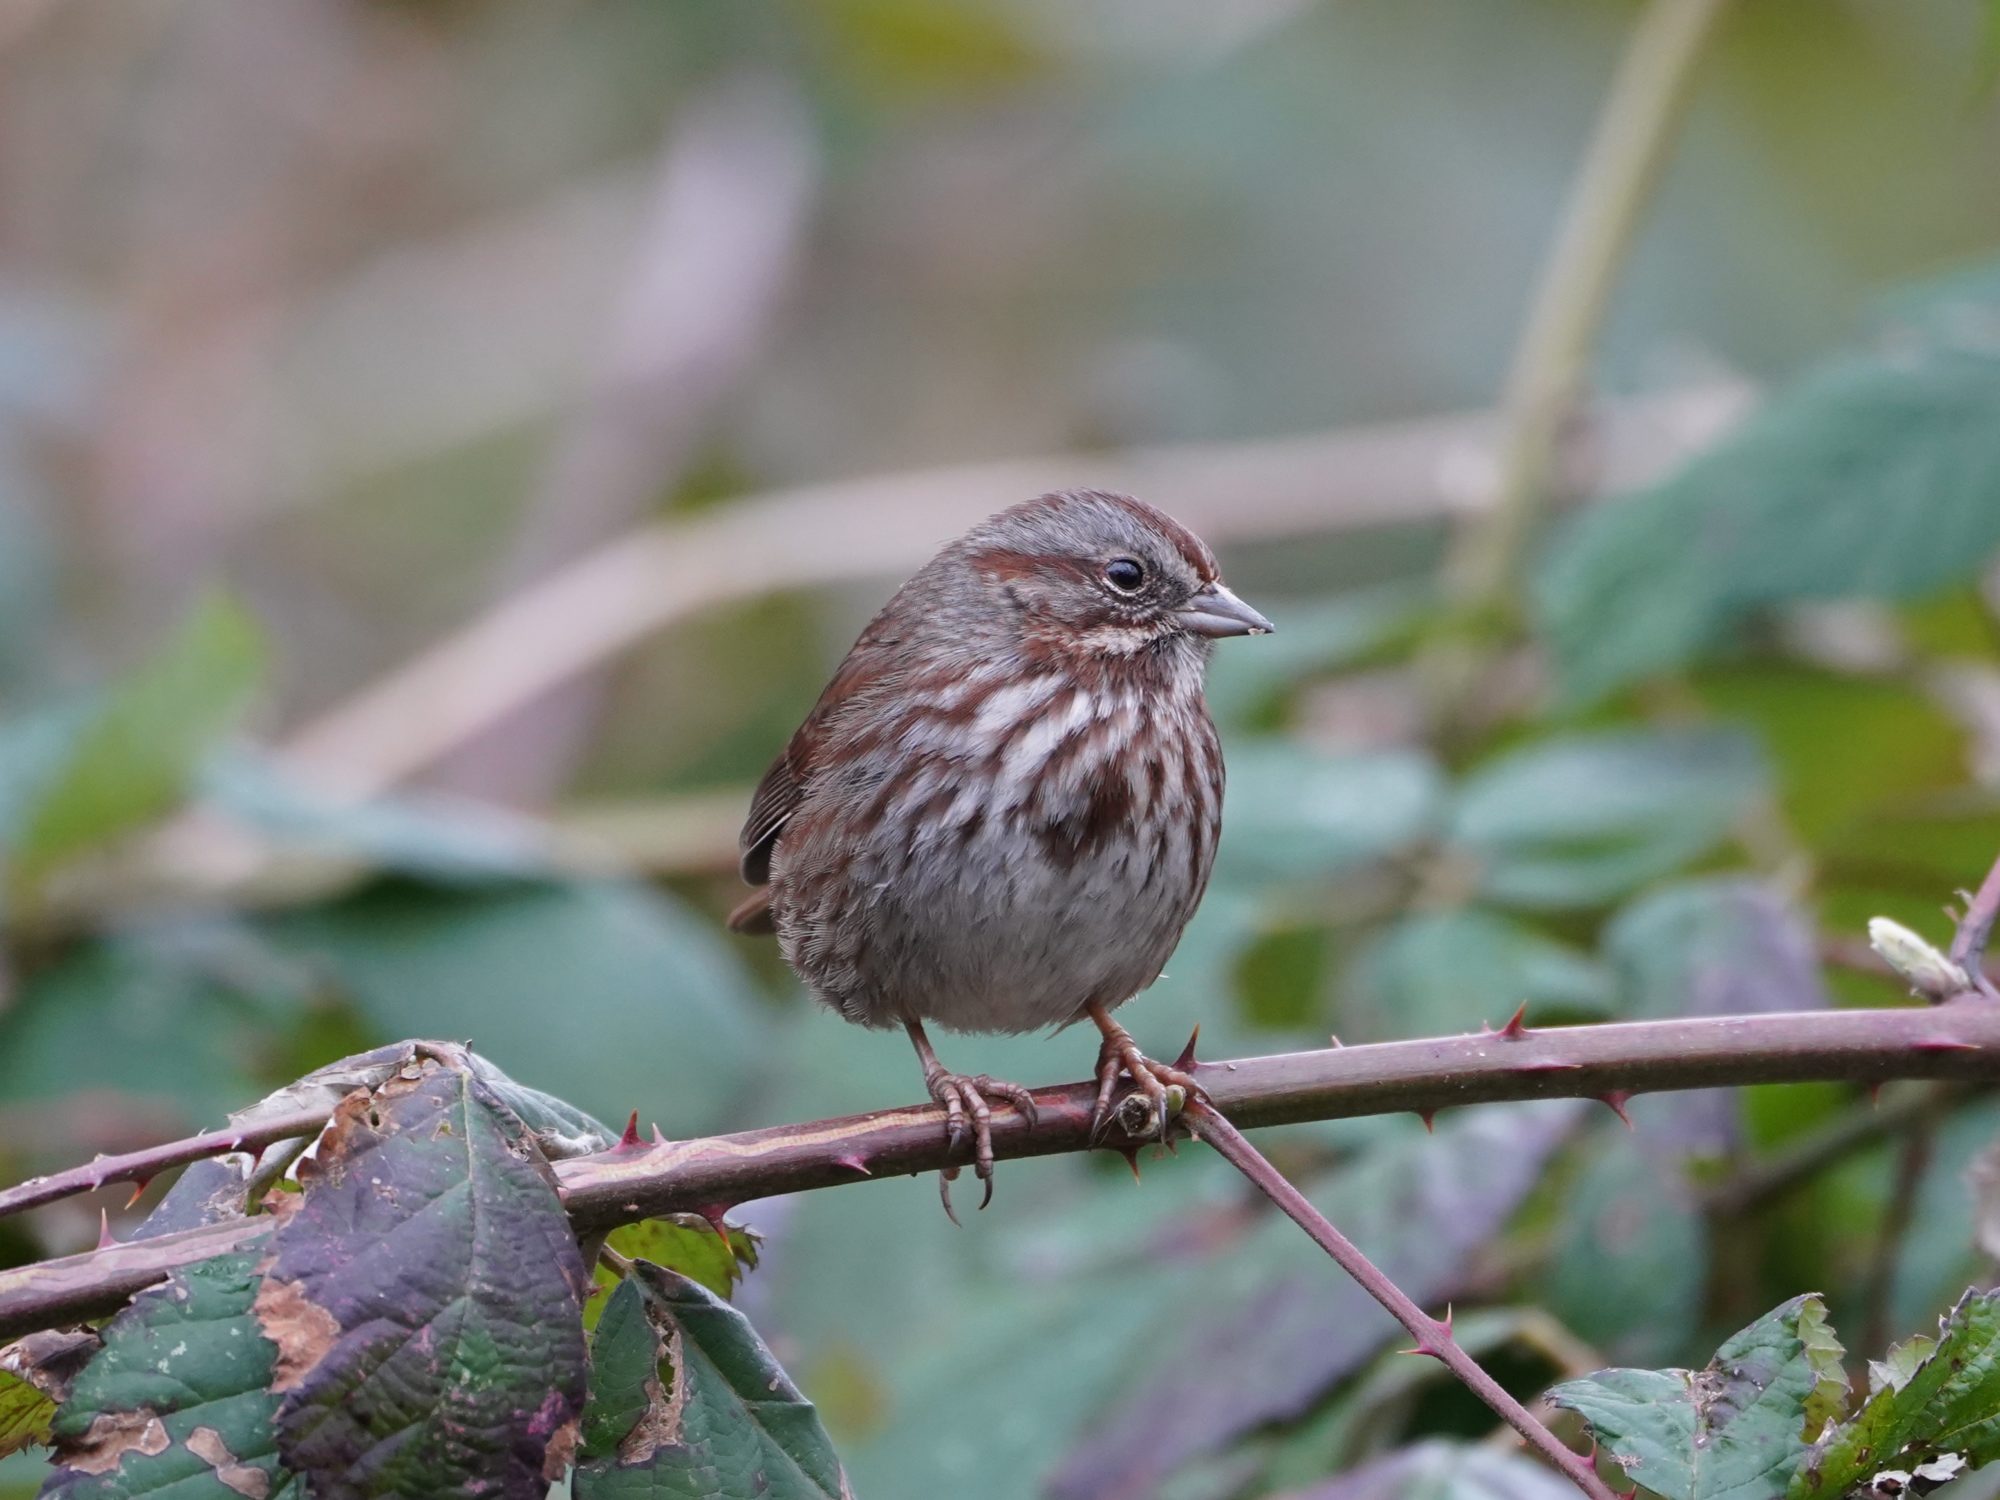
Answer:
[[1176, 581, 1274, 638]]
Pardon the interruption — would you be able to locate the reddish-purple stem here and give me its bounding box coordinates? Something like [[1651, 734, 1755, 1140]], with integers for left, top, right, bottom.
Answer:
[[1950, 852, 2000, 1000], [0, 1107, 333, 1223], [5, 1001, 2000, 1340]]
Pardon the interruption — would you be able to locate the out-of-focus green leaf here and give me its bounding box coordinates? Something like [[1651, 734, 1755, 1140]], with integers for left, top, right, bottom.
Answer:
[[1886, 1097, 2000, 1342], [799, 0, 1047, 98], [1260, 1309, 1573, 1490], [1693, 666, 1967, 844], [1544, 1129, 1708, 1367], [201, 749, 553, 885], [1219, 745, 1443, 883], [8, 595, 263, 893], [576, 1265, 850, 1499], [262, 877, 766, 1131], [1449, 729, 1767, 910], [1342, 906, 1611, 1042], [1601, 878, 1828, 1154], [0, 483, 58, 697], [1047, 1102, 1583, 1499], [43, 1250, 298, 1499], [1235, 923, 1335, 1031], [1202, 587, 1426, 726], [1536, 334, 2000, 704], [0, 923, 315, 1114], [1285, 1439, 1583, 1499], [0, 707, 86, 855], [1789, 1291, 2000, 1497], [260, 1061, 587, 1497], [1550, 1294, 1836, 1500], [1605, 877, 1826, 1020]]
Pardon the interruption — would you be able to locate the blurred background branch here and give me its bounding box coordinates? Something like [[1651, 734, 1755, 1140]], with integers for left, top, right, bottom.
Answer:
[[275, 380, 1750, 800]]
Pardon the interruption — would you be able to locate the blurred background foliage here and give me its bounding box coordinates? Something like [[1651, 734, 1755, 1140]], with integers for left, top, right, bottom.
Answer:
[[4, 1, 2000, 1496]]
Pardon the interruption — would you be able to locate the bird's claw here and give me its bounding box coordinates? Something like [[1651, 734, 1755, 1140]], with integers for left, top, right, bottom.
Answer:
[[1091, 1028, 1203, 1145], [923, 1070, 1035, 1222]]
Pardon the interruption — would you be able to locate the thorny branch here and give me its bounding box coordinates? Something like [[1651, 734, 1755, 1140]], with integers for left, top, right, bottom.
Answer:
[[7, 999, 2000, 1341]]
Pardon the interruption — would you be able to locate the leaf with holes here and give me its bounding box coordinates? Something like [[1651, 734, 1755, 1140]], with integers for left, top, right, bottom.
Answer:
[[587, 1216, 761, 1330], [255, 1060, 588, 1500], [576, 1264, 850, 1500], [1549, 1295, 1842, 1500], [41, 1250, 298, 1499], [1788, 1291, 2000, 1498]]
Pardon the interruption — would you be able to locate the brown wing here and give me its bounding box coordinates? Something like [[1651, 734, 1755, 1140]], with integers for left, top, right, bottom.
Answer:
[[738, 746, 805, 887], [729, 623, 902, 935]]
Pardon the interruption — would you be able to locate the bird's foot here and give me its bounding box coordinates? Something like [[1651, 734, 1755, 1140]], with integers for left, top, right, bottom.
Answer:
[[923, 1069, 1038, 1224], [1090, 1024, 1203, 1144]]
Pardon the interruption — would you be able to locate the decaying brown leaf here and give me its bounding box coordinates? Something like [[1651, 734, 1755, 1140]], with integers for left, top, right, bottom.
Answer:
[[58, 1409, 170, 1476], [186, 1424, 272, 1499], [251, 1272, 339, 1393], [618, 1314, 688, 1467]]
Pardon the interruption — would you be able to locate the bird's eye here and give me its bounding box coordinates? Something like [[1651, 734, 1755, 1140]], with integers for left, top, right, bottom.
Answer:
[[1104, 557, 1147, 593]]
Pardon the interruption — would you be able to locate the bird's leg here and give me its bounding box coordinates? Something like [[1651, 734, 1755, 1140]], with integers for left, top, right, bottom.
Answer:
[[1088, 1002, 1203, 1143], [904, 1019, 1038, 1222]]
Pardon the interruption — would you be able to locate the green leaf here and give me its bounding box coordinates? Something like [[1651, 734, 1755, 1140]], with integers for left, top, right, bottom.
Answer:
[[608, 1217, 759, 1300], [1789, 1290, 2000, 1498], [258, 1059, 588, 1498], [1868, 1334, 1936, 1397], [1259, 1310, 1579, 1491], [1201, 587, 1425, 726], [1601, 878, 1828, 1153], [1550, 1294, 1840, 1500], [8, 595, 263, 893], [1543, 1129, 1709, 1366], [1536, 335, 2000, 704], [1693, 667, 1968, 845], [1342, 906, 1611, 1042], [576, 1265, 851, 1499], [0, 1371, 52, 1462], [200, 750, 552, 886], [262, 878, 766, 1132], [1795, 1297, 1850, 1440], [1296, 1439, 1584, 1499], [1449, 729, 1767, 910], [1606, 878, 1827, 1021], [43, 1250, 299, 1499], [587, 1216, 761, 1331], [1218, 745, 1443, 882], [0, 925, 315, 1115], [0, 1332, 94, 1460]]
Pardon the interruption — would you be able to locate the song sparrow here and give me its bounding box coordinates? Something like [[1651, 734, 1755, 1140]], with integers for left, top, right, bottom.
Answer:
[[729, 489, 1271, 1214]]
